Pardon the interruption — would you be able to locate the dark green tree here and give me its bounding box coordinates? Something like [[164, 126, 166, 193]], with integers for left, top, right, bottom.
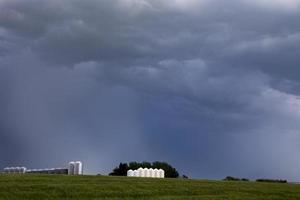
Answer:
[[140, 161, 152, 169], [128, 162, 140, 170], [109, 161, 180, 178], [152, 161, 179, 178], [109, 163, 128, 176]]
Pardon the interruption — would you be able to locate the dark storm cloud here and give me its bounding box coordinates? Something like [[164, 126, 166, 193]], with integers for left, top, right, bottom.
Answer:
[[1, 0, 300, 180]]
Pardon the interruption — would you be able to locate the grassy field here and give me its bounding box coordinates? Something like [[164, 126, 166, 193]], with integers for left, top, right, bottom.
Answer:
[[0, 174, 300, 200]]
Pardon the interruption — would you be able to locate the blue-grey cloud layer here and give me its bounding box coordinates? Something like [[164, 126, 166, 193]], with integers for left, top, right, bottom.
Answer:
[[1, 0, 300, 180]]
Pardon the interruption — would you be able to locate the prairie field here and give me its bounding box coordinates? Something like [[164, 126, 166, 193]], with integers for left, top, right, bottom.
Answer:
[[0, 174, 300, 200]]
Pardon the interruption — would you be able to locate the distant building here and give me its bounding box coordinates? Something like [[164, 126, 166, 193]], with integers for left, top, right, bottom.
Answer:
[[68, 161, 83, 175], [26, 168, 68, 174], [127, 168, 165, 178], [3, 167, 27, 174], [2, 161, 83, 175]]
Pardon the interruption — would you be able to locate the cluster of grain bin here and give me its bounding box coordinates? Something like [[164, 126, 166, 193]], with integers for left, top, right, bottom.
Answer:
[[68, 161, 83, 175], [3, 167, 26, 174], [2, 161, 83, 175], [127, 168, 164, 178]]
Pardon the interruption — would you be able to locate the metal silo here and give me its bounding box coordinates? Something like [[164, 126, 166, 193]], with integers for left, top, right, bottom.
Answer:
[[158, 169, 165, 178], [20, 167, 24, 174], [142, 168, 147, 177], [17, 167, 21, 173], [149, 168, 154, 178], [78, 161, 83, 175], [137, 168, 144, 177], [11, 167, 16, 174], [133, 170, 139, 177], [153, 168, 159, 178], [74, 161, 83, 175], [74, 162, 79, 175], [127, 169, 134, 177], [12, 167, 17, 174], [68, 162, 75, 175], [21, 167, 27, 173], [144, 168, 149, 177], [80, 162, 83, 175]]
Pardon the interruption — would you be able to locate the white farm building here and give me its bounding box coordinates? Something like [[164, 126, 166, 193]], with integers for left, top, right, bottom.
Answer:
[[127, 168, 165, 178]]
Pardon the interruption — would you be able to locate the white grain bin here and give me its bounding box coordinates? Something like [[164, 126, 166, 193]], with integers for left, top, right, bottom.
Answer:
[[153, 168, 159, 178], [158, 169, 165, 178], [137, 168, 144, 177], [20, 167, 25, 173], [74, 161, 83, 175], [68, 162, 75, 175], [15, 167, 21, 173], [142, 168, 147, 177], [127, 169, 134, 177], [149, 168, 154, 178], [74, 162, 79, 175], [21, 167, 27, 173], [12, 167, 17, 173], [77, 161, 83, 175], [144, 168, 150, 177], [133, 170, 139, 177]]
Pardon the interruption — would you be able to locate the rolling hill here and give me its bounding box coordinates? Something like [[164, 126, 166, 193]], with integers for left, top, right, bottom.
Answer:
[[0, 174, 300, 199]]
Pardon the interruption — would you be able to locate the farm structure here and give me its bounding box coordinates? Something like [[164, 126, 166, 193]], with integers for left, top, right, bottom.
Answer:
[[2, 161, 83, 175], [127, 168, 165, 178], [68, 161, 83, 175]]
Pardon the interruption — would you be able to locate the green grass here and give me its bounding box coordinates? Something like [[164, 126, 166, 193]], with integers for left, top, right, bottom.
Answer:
[[0, 174, 300, 200]]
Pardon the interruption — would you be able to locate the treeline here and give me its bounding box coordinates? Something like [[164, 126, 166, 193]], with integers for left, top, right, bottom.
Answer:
[[109, 161, 179, 178], [224, 176, 287, 183], [223, 176, 249, 182], [256, 179, 287, 183]]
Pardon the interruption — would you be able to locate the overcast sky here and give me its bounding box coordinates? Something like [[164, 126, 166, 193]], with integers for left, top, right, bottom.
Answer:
[[1, 0, 300, 180]]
